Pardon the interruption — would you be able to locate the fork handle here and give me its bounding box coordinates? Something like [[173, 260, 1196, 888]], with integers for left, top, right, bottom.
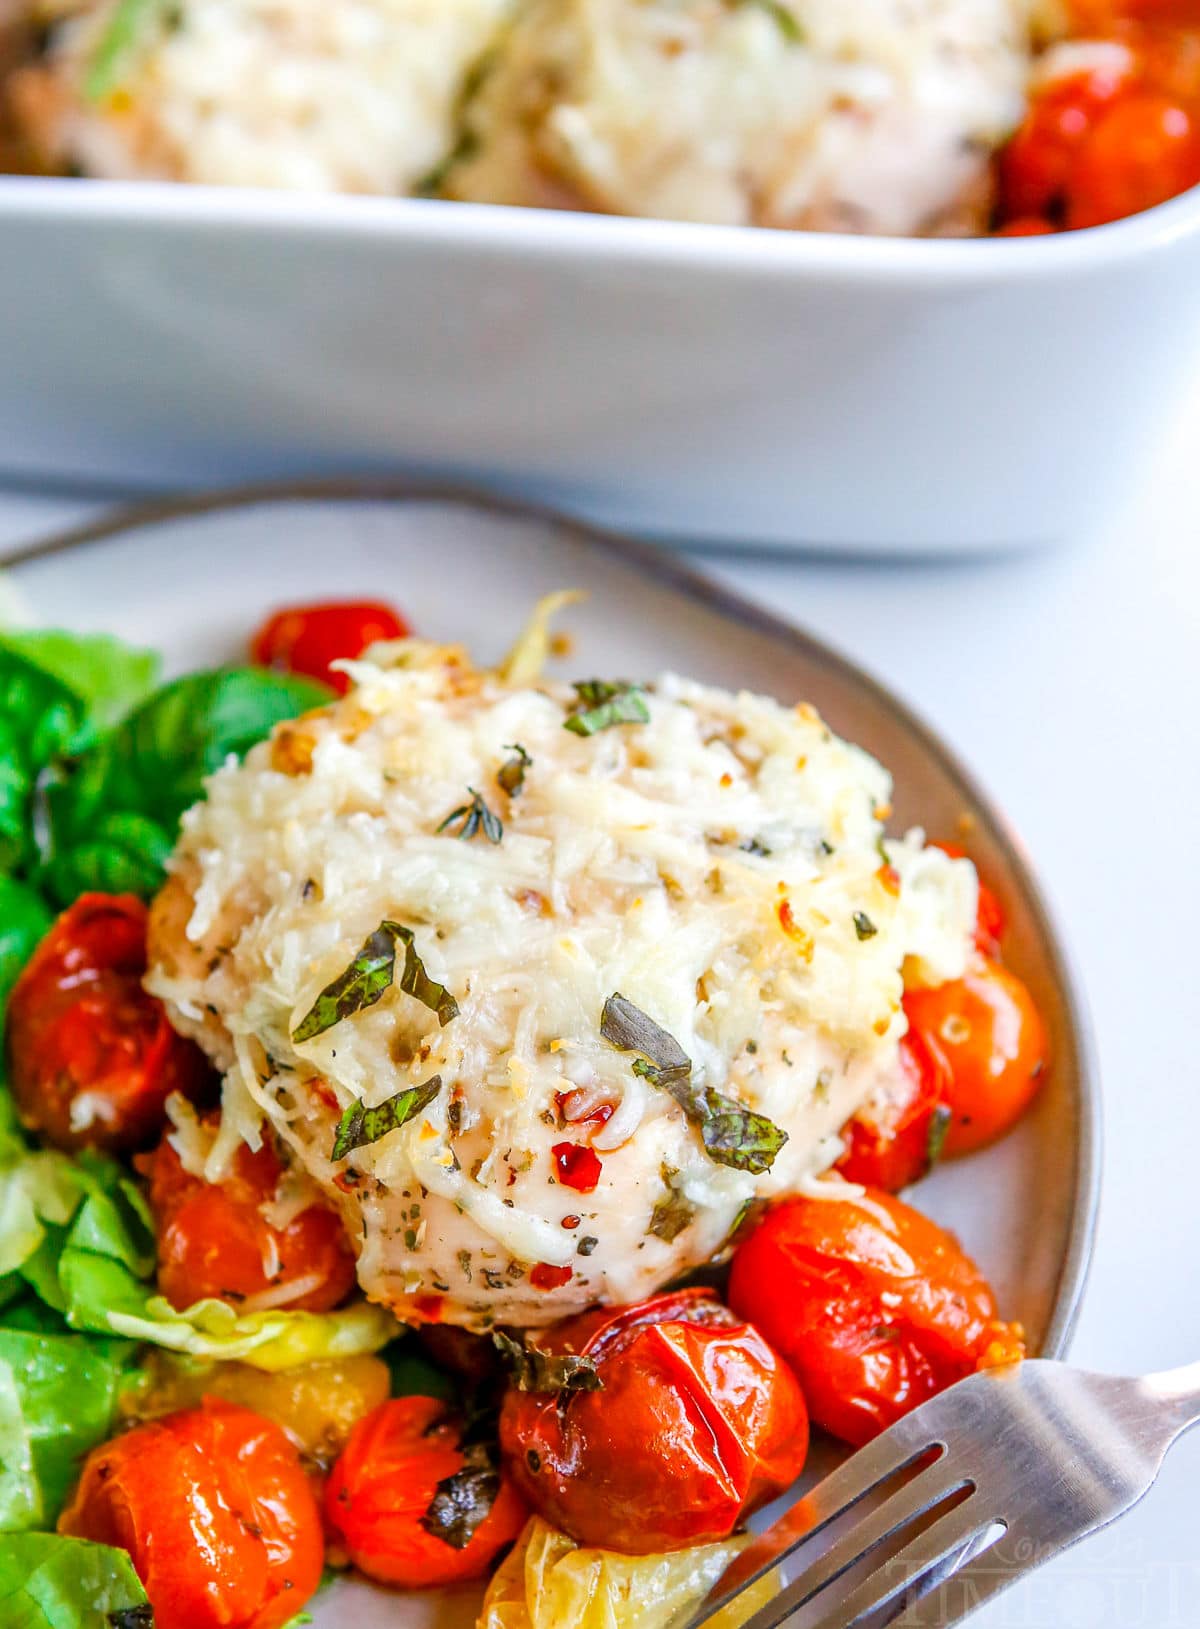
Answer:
[[1144, 1359, 1200, 1439]]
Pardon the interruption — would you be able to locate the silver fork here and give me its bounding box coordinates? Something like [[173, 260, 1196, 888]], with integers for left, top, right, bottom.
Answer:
[[690, 1357, 1200, 1629]]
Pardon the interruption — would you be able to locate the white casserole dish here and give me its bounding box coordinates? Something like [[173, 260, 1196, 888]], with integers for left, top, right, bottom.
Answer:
[[4, 176, 1200, 551]]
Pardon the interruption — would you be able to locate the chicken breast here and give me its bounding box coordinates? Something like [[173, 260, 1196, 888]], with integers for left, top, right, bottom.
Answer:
[[147, 634, 977, 1329], [440, 0, 1033, 233]]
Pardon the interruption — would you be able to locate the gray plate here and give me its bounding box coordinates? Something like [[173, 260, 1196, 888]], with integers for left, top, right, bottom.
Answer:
[[6, 481, 1101, 1628]]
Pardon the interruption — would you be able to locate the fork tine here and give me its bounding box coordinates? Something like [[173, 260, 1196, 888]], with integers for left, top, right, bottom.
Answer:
[[718, 1463, 974, 1629], [798, 1498, 1001, 1629]]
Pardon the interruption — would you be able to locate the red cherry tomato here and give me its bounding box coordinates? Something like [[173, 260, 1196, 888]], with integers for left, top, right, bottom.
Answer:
[[728, 1192, 1024, 1448], [903, 957, 1048, 1157], [499, 1287, 809, 1554], [141, 1119, 356, 1313], [324, 1395, 528, 1588], [997, 67, 1129, 221], [58, 1398, 324, 1629], [1066, 90, 1200, 225], [4, 894, 212, 1153], [836, 1030, 949, 1192], [993, 215, 1056, 234], [250, 600, 411, 695]]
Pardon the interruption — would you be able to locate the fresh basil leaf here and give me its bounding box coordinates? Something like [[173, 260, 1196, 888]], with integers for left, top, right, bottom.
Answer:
[[563, 680, 649, 737], [0, 1533, 150, 1624], [330, 1076, 442, 1161], [496, 744, 531, 798], [294, 922, 458, 1044], [0, 878, 51, 1015], [601, 992, 787, 1175], [853, 911, 878, 941], [437, 788, 502, 844], [926, 1103, 952, 1171], [420, 1440, 499, 1550], [493, 1330, 602, 1394], [0, 630, 160, 734], [0, 650, 88, 874], [39, 667, 329, 905]]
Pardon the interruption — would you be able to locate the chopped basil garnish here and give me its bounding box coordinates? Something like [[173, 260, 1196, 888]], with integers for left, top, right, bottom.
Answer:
[[926, 1103, 952, 1170], [293, 920, 459, 1042], [331, 1076, 443, 1161], [493, 1330, 603, 1394], [563, 680, 649, 737], [420, 1441, 499, 1549], [740, 837, 771, 858], [649, 1166, 695, 1242], [601, 993, 788, 1175], [729, 0, 804, 40], [438, 788, 503, 844], [853, 911, 878, 941], [497, 744, 531, 797]]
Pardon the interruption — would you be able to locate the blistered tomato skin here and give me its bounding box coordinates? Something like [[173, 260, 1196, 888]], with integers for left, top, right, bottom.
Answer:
[[250, 600, 411, 695], [728, 1192, 1024, 1448], [142, 1121, 357, 1313], [324, 1395, 529, 1589], [902, 957, 1047, 1158], [499, 1287, 809, 1555], [836, 1030, 948, 1192], [58, 1398, 324, 1629], [4, 893, 212, 1153]]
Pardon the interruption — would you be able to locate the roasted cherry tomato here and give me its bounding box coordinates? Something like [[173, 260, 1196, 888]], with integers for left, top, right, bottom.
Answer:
[[997, 66, 1129, 221], [141, 1119, 356, 1313], [1066, 89, 1200, 226], [499, 1287, 809, 1554], [324, 1395, 528, 1588], [728, 1192, 1024, 1448], [902, 957, 1047, 1157], [5, 893, 212, 1153], [836, 1030, 949, 1192], [250, 600, 411, 695], [58, 1398, 324, 1629]]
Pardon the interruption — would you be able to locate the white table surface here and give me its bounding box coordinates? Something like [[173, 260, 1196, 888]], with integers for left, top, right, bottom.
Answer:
[[2, 380, 1198, 1629]]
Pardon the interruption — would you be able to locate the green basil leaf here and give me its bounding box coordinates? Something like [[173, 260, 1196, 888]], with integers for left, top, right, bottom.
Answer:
[[330, 1076, 443, 1162], [926, 1103, 952, 1170], [40, 667, 329, 904], [0, 1533, 151, 1624], [0, 878, 51, 1015], [648, 1165, 695, 1242], [601, 992, 788, 1175], [496, 744, 531, 798], [0, 630, 160, 734], [853, 911, 878, 941], [294, 922, 458, 1044], [492, 1330, 602, 1394], [563, 680, 649, 737], [84, 0, 172, 100]]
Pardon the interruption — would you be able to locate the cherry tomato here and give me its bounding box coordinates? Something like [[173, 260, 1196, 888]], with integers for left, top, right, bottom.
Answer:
[[1066, 90, 1200, 225], [58, 1398, 324, 1629], [903, 957, 1047, 1157], [5, 893, 212, 1153], [728, 1192, 1024, 1447], [836, 1030, 949, 1192], [324, 1395, 528, 1588], [499, 1287, 809, 1554], [997, 67, 1129, 221], [993, 215, 1056, 234], [250, 600, 411, 695], [141, 1119, 356, 1313]]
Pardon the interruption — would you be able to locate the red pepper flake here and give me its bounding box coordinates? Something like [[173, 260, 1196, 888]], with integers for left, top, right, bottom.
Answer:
[[554, 1089, 615, 1129], [413, 1294, 444, 1322], [876, 863, 901, 896], [530, 1262, 573, 1291], [551, 1142, 603, 1194], [777, 899, 815, 962], [561, 1214, 581, 1229]]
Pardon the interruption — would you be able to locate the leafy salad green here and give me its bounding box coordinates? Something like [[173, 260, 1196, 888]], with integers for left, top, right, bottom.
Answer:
[[0, 621, 399, 1621]]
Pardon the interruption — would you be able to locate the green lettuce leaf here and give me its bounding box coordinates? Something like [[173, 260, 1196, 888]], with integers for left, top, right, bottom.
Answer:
[[0, 1533, 150, 1626], [0, 632, 160, 736], [39, 667, 330, 905], [0, 651, 88, 875], [0, 1096, 398, 1370]]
